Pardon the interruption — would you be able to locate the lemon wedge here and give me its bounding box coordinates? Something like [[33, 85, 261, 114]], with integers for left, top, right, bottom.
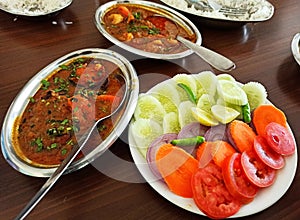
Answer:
[[191, 107, 219, 126]]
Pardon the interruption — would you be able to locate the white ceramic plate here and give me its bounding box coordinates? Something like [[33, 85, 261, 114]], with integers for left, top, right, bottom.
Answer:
[[94, 0, 202, 60], [291, 33, 300, 66], [160, 0, 274, 23], [128, 76, 297, 218], [0, 0, 72, 17]]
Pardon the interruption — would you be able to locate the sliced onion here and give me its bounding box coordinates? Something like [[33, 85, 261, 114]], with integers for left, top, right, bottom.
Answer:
[[176, 122, 209, 155], [204, 124, 228, 142], [146, 133, 178, 179], [178, 122, 209, 139]]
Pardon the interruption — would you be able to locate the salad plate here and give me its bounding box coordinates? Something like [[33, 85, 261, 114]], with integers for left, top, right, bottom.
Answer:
[[160, 0, 274, 23], [291, 33, 300, 66], [128, 73, 297, 218]]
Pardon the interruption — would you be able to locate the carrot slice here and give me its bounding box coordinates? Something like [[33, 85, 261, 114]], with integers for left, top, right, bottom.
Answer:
[[252, 104, 287, 137], [155, 143, 198, 198], [211, 141, 236, 167], [196, 141, 236, 168], [228, 120, 256, 152]]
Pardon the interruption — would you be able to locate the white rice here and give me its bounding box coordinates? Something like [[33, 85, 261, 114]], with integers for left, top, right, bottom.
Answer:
[[161, 0, 274, 22], [0, 0, 72, 16]]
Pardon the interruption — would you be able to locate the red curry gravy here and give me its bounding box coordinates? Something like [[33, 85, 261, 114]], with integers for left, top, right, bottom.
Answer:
[[103, 4, 196, 54], [13, 57, 125, 167]]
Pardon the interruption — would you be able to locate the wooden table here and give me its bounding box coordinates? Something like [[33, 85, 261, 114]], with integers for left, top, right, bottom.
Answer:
[[1, 0, 299, 219]]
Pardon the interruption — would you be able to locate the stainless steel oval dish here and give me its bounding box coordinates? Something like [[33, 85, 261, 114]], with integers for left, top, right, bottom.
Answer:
[[1, 48, 139, 177], [0, 0, 73, 17], [94, 0, 202, 60]]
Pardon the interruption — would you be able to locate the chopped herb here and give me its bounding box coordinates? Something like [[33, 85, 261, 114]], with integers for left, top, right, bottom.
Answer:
[[133, 11, 141, 19], [34, 137, 43, 152], [66, 139, 73, 145], [61, 119, 69, 125], [59, 64, 69, 70], [29, 97, 35, 103], [47, 143, 58, 150], [148, 27, 160, 35], [61, 148, 67, 155], [41, 79, 50, 90], [98, 124, 107, 132]]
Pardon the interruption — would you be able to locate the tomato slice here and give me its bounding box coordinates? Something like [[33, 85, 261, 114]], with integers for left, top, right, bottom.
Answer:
[[265, 122, 296, 156], [241, 150, 276, 188], [254, 136, 285, 169], [192, 163, 241, 219], [223, 153, 258, 204]]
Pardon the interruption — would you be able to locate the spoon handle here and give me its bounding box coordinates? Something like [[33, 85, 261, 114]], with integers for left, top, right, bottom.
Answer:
[[15, 122, 98, 220], [177, 36, 236, 72]]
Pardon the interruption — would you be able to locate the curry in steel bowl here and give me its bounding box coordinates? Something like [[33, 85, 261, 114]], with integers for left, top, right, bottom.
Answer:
[[95, 0, 201, 59], [12, 57, 125, 167], [1, 49, 139, 176]]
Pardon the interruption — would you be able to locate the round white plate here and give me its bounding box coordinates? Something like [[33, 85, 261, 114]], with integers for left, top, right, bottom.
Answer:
[[128, 76, 298, 218]]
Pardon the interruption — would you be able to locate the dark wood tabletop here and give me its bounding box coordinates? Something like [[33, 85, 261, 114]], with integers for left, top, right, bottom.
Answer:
[[0, 0, 299, 219]]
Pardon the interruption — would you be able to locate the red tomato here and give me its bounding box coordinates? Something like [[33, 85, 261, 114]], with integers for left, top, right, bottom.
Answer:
[[223, 153, 258, 204], [265, 122, 296, 156], [192, 163, 241, 219], [241, 150, 276, 188], [254, 136, 285, 169]]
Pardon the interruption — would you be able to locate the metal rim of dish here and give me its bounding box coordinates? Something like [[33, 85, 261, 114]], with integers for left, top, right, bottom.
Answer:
[[0, 0, 73, 17], [291, 33, 300, 66], [159, 0, 275, 23], [0, 48, 139, 177], [94, 0, 202, 60]]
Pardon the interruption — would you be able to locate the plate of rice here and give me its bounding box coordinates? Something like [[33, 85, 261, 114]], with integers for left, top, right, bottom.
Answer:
[[0, 0, 72, 17], [160, 0, 274, 23]]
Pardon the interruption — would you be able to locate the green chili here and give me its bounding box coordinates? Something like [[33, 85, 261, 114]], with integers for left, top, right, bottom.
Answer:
[[177, 83, 197, 104], [171, 136, 205, 147], [242, 103, 251, 123]]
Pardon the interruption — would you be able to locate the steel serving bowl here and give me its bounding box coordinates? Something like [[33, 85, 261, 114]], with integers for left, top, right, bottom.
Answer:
[[94, 0, 202, 60], [1, 48, 139, 177]]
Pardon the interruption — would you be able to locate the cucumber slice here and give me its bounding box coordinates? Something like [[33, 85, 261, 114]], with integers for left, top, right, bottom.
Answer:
[[211, 104, 240, 124], [131, 118, 163, 158], [148, 79, 181, 106], [134, 94, 166, 122], [197, 94, 215, 113], [217, 73, 236, 82], [163, 112, 180, 133], [178, 100, 197, 128], [242, 81, 267, 111], [217, 80, 248, 106], [150, 93, 178, 114], [193, 71, 218, 98], [173, 74, 198, 102], [191, 107, 219, 126]]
